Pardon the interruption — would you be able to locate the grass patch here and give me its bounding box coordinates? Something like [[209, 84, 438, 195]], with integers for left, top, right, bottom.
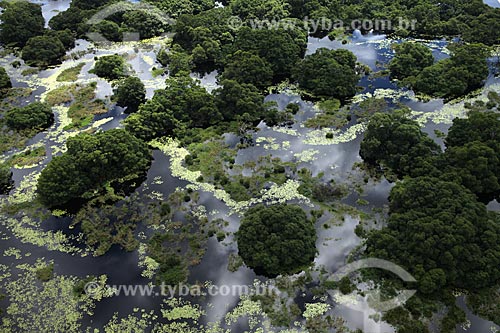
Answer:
[[56, 63, 85, 82], [305, 99, 350, 129], [7, 146, 46, 167]]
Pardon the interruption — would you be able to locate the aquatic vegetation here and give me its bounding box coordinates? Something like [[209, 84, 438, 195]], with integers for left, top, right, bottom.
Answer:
[[293, 149, 319, 163], [304, 123, 367, 145], [303, 302, 331, 319], [56, 63, 85, 82]]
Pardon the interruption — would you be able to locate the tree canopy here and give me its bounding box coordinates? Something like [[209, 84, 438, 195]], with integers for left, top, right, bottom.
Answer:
[[113, 76, 146, 114], [91, 55, 127, 80], [21, 36, 67, 68], [389, 42, 434, 80], [236, 204, 317, 277], [359, 112, 441, 177], [294, 48, 359, 100], [0, 164, 13, 195], [37, 129, 152, 209], [0, 1, 45, 47], [366, 176, 500, 293], [5, 102, 54, 131], [219, 51, 273, 91]]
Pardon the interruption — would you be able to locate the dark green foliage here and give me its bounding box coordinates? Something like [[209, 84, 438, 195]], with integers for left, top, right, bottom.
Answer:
[[49, 7, 91, 37], [410, 44, 490, 99], [236, 204, 317, 277], [21, 36, 66, 68], [89, 20, 122, 42], [0, 164, 13, 195], [121, 10, 170, 40], [214, 79, 266, 122], [220, 51, 273, 91], [229, 0, 290, 20], [5, 102, 54, 131], [229, 27, 307, 81], [157, 45, 193, 75], [125, 74, 220, 140], [294, 48, 359, 100], [389, 42, 434, 80], [37, 129, 152, 208], [91, 55, 126, 80], [0, 67, 12, 95], [44, 29, 76, 50], [0, 1, 45, 47], [143, 0, 214, 17], [113, 76, 146, 113], [366, 176, 500, 293], [359, 112, 441, 178]]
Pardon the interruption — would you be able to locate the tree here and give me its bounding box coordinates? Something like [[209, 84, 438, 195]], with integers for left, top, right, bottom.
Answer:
[[229, 26, 307, 81], [220, 51, 273, 91], [229, 0, 290, 20], [21, 36, 66, 68], [410, 43, 490, 99], [91, 55, 126, 80], [157, 45, 193, 76], [360, 112, 441, 177], [122, 10, 170, 40], [366, 177, 500, 293], [44, 29, 76, 50], [124, 74, 220, 140], [236, 204, 317, 277], [214, 79, 266, 122], [0, 164, 13, 195], [37, 129, 152, 208], [89, 20, 122, 42], [113, 76, 146, 113], [294, 48, 359, 100], [441, 141, 500, 201], [0, 1, 45, 47], [5, 102, 54, 131], [389, 42, 434, 80], [0, 68, 12, 95]]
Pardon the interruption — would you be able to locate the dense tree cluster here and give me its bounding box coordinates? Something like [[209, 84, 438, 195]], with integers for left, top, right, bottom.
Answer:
[[113, 76, 146, 113], [21, 36, 67, 68], [390, 43, 490, 99], [389, 42, 434, 80], [236, 204, 317, 277], [90, 55, 126, 80], [5, 102, 54, 131], [124, 74, 275, 141], [359, 112, 441, 178], [294, 48, 360, 100], [0, 1, 45, 47], [366, 176, 500, 293], [37, 129, 152, 208]]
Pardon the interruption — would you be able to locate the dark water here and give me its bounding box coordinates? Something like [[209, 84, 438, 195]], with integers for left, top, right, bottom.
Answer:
[[1, 6, 500, 331]]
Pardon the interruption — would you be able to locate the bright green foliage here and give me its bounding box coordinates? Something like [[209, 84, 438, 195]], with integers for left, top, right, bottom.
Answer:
[[229, 27, 307, 81], [91, 55, 126, 80], [0, 164, 13, 195], [410, 44, 490, 99], [214, 80, 266, 122], [125, 75, 219, 140], [366, 176, 500, 293], [113, 76, 146, 114], [37, 129, 152, 208], [359, 112, 441, 177], [21, 36, 66, 68], [236, 204, 317, 277], [5, 102, 54, 131], [389, 42, 434, 80], [294, 48, 359, 100], [143, 0, 214, 17], [0, 1, 45, 47], [229, 0, 290, 20], [0, 67, 12, 94], [220, 51, 273, 91]]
